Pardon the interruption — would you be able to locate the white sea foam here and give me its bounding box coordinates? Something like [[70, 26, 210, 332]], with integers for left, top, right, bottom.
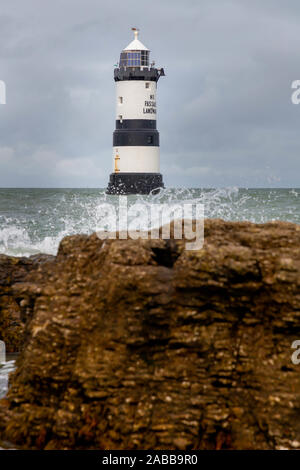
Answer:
[[0, 187, 299, 257], [0, 341, 5, 364], [0, 360, 16, 399]]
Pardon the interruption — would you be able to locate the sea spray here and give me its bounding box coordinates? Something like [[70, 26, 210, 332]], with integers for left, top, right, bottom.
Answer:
[[0, 341, 5, 364], [0, 188, 299, 257], [0, 343, 16, 399]]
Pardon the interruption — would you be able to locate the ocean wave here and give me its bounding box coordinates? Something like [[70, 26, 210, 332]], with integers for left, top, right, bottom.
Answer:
[[0, 187, 299, 257]]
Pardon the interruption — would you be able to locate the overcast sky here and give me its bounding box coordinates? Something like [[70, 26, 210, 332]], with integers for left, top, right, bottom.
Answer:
[[0, 0, 299, 188]]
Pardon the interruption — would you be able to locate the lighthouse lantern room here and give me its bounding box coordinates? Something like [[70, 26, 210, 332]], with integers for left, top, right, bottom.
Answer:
[[106, 28, 165, 195]]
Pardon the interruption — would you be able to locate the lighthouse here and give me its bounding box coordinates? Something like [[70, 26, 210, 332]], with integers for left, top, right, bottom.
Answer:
[[106, 28, 165, 195]]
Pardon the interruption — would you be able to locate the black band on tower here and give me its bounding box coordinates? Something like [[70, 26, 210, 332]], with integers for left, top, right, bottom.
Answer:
[[116, 119, 157, 130], [114, 68, 165, 82], [113, 129, 159, 147], [107, 173, 164, 195]]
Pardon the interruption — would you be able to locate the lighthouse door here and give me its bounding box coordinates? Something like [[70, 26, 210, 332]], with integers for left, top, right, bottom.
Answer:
[[114, 150, 120, 173]]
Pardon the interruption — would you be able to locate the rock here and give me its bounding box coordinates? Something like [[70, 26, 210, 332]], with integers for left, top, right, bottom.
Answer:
[[0, 254, 55, 352], [0, 220, 300, 449]]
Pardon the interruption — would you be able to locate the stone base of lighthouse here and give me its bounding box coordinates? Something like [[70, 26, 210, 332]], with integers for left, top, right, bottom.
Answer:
[[106, 172, 164, 195]]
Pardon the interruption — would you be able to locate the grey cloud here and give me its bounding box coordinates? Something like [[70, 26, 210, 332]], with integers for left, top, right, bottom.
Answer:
[[0, 0, 299, 187]]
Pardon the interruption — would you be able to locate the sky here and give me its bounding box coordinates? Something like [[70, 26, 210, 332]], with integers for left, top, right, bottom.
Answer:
[[0, 0, 300, 188]]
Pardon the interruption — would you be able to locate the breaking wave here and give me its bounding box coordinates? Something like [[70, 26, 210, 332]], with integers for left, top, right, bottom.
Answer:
[[0, 187, 299, 257]]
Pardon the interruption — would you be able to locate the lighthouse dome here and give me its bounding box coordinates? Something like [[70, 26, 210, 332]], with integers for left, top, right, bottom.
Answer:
[[124, 38, 149, 51], [119, 28, 150, 68]]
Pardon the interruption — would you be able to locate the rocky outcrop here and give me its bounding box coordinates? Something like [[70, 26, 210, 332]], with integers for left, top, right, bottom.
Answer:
[[0, 219, 300, 449], [0, 254, 54, 352]]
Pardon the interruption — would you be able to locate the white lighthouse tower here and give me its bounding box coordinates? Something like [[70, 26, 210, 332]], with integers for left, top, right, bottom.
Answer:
[[106, 28, 165, 195]]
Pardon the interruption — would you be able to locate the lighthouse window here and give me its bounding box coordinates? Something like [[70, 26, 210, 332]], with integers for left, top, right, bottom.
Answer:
[[119, 115, 123, 123], [119, 51, 144, 67], [141, 50, 149, 66], [145, 82, 150, 89], [119, 53, 127, 67], [147, 136, 153, 144], [129, 52, 141, 66], [119, 96, 123, 104]]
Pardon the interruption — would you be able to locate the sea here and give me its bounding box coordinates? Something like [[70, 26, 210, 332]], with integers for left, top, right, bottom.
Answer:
[[0, 355, 18, 400], [0, 187, 299, 399], [0, 187, 299, 258]]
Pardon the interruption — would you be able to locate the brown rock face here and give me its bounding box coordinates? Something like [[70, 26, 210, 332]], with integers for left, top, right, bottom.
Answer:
[[0, 254, 54, 352], [1, 219, 300, 449]]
